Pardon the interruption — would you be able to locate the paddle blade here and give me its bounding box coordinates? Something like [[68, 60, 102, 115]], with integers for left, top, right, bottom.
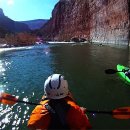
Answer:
[[105, 69, 118, 74], [112, 107, 130, 119], [0, 92, 17, 105]]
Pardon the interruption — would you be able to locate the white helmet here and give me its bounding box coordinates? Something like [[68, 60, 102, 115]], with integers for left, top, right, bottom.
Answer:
[[44, 74, 69, 99]]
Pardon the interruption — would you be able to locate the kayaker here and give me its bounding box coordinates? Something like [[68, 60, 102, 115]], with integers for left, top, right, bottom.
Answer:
[[124, 69, 130, 79], [28, 74, 92, 130]]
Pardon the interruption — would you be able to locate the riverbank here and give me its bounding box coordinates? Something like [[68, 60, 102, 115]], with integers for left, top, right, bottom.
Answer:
[[47, 41, 86, 44], [0, 40, 129, 51], [47, 41, 130, 49]]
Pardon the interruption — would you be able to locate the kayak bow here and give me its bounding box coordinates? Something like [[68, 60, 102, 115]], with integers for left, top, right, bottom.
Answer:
[[117, 64, 130, 84]]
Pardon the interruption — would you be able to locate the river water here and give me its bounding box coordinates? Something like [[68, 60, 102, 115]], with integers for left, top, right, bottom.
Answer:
[[0, 43, 130, 129]]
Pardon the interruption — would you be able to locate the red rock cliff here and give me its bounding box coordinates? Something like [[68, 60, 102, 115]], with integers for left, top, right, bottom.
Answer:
[[41, 0, 130, 45]]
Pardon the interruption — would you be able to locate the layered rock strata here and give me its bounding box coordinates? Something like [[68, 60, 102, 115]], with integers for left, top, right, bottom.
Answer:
[[41, 0, 130, 45]]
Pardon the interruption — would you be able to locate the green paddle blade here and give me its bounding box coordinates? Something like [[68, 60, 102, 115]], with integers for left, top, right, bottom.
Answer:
[[105, 69, 119, 74], [105, 69, 129, 74]]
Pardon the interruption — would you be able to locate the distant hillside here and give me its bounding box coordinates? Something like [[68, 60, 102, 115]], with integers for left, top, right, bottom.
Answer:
[[0, 8, 30, 34], [0, 8, 4, 16], [21, 19, 48, 30]]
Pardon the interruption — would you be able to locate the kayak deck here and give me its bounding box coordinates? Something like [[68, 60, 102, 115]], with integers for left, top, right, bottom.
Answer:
[[117, 64, 130, 84]]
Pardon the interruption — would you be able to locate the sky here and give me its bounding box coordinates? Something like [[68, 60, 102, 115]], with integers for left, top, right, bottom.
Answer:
[[0, 0, 59, 21]]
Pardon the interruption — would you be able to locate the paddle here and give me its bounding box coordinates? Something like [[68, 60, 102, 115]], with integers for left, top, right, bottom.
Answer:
[[105, 69, 128, 74], [0, 92, 130, 119], [0, 92, 40, 105], [87, 108, 130, 119]]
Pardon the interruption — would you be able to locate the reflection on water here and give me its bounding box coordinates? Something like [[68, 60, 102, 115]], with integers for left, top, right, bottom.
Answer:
[[0, 44, 52, 130], [0, 104, 30, 130], [0, 43, 130, 129]]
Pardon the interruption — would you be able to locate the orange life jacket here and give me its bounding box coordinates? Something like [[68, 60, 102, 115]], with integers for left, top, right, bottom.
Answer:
[[28, 97, 92, 130]]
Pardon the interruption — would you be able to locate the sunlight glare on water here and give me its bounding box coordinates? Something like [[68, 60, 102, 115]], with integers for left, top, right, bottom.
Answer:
[[0, 44, 52, 130]]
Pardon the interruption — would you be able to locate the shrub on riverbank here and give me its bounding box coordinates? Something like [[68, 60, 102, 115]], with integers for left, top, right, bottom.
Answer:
[[0, 32, 37, 47]]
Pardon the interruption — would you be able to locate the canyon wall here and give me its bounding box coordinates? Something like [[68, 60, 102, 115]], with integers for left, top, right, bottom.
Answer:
[[41, 0, 130, 45]]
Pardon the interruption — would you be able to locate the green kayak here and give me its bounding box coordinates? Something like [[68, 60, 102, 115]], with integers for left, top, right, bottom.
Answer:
[[117, 64, 130, 84]]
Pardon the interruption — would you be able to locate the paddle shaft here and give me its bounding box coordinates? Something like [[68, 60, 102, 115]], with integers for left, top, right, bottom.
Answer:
[[2, 97, 40, 105], [17, 99, 40, 105], [0, 97, 114, 114], [87, 110, 112, 114], [87, 110, 130, 115], [2, 97, 130, 116], [105, 69, 129, 74]]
